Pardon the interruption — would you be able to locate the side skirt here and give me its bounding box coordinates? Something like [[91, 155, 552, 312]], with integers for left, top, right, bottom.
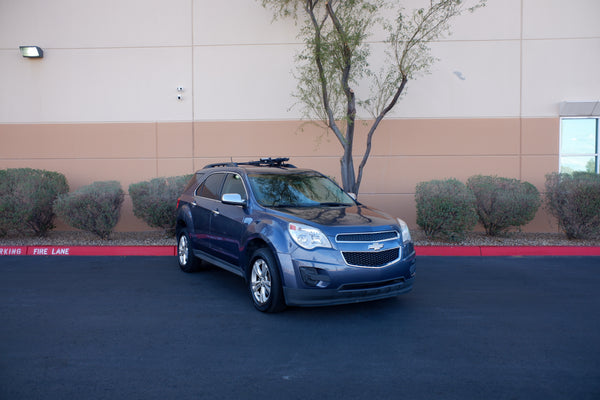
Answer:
[[192, 249, 245, 278]]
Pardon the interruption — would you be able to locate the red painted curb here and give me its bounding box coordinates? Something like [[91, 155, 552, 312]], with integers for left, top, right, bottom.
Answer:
[[0, 246, 27, 256], [1, 245, 600, 257], [415, 246, 600, 257], [0, 246, 176, 257], [480, 246, 600, 257], [415, 246, 482, 256]]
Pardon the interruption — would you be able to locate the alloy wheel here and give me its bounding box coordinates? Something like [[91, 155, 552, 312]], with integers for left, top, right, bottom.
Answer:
[[178, 234, 189, 266], [250, 258, 272, 305]]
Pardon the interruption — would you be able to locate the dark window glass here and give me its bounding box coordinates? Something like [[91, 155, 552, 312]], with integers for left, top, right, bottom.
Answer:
[[198, 173, 225, 200], [222, 174, 247, 201]]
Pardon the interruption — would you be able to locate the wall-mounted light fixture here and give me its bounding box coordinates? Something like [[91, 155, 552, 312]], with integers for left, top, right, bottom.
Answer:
[[19, 46, 44, 58]]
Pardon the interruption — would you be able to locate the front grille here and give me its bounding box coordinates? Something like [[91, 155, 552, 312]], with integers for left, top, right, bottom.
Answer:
[[342, 247, 400, 267], [336, 231, 398, 242]]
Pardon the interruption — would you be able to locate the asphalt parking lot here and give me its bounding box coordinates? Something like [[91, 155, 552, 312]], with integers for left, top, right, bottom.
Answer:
[[1, 255, 599, 400]]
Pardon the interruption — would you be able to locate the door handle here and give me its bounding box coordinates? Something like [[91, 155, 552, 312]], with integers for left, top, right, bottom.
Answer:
[[212, 209, 220, 216]]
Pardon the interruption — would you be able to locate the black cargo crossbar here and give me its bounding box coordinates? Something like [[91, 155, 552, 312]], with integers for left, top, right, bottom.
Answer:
[[204, 157, 296, 169]]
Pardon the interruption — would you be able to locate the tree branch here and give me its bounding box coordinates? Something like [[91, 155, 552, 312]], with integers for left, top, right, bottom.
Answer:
[[356, 74, 408, 192], [305, 1, 346, 145]]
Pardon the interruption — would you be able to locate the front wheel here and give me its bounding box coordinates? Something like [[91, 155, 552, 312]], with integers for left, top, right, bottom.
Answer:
[[248, 248, 285, 313], [177, 229, 202, 273]]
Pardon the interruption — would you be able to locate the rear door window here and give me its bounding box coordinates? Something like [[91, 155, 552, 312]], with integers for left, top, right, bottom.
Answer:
[[197, 173, 225, 200]]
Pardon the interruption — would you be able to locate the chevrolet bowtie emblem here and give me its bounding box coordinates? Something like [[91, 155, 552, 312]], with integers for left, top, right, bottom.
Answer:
[[368, 242, 384, 251]]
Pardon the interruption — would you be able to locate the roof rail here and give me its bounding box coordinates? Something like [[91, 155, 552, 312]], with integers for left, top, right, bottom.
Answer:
[[204, 157, 296, 169], [203, 162, 237, 169]]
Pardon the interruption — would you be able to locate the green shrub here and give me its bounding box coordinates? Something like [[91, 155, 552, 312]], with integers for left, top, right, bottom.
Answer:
[[129, 174, 192, 235], [466, 175, 541, 236], [415, 178, 478, 241], [0, 168, 69, 236], [54, 181, 124, 240], [0, 170, 21, 236], [545, 172, 600, 239], [0, 184, 21, 236]]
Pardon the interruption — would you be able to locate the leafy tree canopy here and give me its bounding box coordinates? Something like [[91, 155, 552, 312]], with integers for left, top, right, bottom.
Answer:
[[260, 0, 486, 193]]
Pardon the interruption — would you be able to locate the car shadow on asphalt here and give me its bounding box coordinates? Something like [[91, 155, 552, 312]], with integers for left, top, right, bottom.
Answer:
[[191, 260, 412, 318]]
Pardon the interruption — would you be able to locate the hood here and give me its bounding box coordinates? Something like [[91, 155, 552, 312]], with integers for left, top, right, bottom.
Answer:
[[270, 205, 396, 228]]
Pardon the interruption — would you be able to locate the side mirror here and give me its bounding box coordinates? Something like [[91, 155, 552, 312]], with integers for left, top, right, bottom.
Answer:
[[221, 193, 246, 206]]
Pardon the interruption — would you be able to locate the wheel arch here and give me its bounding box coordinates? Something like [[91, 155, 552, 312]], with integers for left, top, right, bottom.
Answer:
[[175, 204, 193, 236], [242, 237, 283, 281]]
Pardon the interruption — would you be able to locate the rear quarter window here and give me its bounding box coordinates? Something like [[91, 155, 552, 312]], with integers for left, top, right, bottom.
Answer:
[[184, 173, 205, 194]]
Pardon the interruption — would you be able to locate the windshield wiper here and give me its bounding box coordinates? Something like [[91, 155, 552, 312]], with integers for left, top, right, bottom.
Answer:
[[269, 203, 311, 208], [318, 202, 352, 207], [268, 202, 349, 208]]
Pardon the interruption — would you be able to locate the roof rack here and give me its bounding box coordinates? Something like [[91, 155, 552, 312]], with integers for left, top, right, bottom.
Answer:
[[204, 157, 296, 169]]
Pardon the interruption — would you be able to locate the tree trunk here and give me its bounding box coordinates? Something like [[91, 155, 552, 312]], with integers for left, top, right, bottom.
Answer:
[[340, 146, 356, 194]]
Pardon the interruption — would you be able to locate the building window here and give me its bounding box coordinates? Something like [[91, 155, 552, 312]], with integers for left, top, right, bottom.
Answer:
[[560, 118, 599, 174]]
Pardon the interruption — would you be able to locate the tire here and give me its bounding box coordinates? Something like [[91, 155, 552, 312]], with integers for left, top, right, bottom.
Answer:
[[177, 229, 202, 273], [248, 248, 286, 313]]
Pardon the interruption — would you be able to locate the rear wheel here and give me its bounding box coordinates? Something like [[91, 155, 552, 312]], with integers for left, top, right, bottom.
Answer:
[[177, 229, 202, 272], [248, 248, 285, 313]]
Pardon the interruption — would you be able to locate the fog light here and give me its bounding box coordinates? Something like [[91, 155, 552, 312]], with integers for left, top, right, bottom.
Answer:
[[299, 267, 331, 288]]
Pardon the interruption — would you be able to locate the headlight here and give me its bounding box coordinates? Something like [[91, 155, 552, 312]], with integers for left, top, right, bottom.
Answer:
[[397, 218, 412, 243], [288, 223, 332, 250]]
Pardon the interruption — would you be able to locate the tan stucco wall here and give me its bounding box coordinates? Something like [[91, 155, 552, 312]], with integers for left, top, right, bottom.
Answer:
[[2, 0, 598, 233], [0, 117, 560, 232]]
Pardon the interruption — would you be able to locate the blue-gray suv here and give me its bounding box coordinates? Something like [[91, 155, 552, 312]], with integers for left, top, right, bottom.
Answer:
[[175, 158, 416, 312]]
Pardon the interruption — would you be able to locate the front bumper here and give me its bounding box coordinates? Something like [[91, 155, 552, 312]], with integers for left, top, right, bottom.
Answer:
[[284, 275, 415, 307], [279, 246, 416, 307]]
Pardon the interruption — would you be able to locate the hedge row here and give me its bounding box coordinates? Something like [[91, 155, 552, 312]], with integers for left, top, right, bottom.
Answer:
[[416, 173, 600, 241], [3, 168, 599, 241], [0, 168, 192, 239]]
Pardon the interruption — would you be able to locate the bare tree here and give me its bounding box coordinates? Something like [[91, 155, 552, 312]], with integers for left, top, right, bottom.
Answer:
[[260, 0, 486, 193]]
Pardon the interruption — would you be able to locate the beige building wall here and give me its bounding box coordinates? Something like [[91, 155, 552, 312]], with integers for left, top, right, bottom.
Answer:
[[1, 0, 599, 232]]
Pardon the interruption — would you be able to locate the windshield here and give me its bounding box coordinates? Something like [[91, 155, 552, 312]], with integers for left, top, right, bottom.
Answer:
[[248, 172, 355, 208]]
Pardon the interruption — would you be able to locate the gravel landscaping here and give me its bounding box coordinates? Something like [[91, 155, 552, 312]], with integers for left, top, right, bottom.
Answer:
[[1, 230, 599, 247], [0, 231, 176, 247]]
